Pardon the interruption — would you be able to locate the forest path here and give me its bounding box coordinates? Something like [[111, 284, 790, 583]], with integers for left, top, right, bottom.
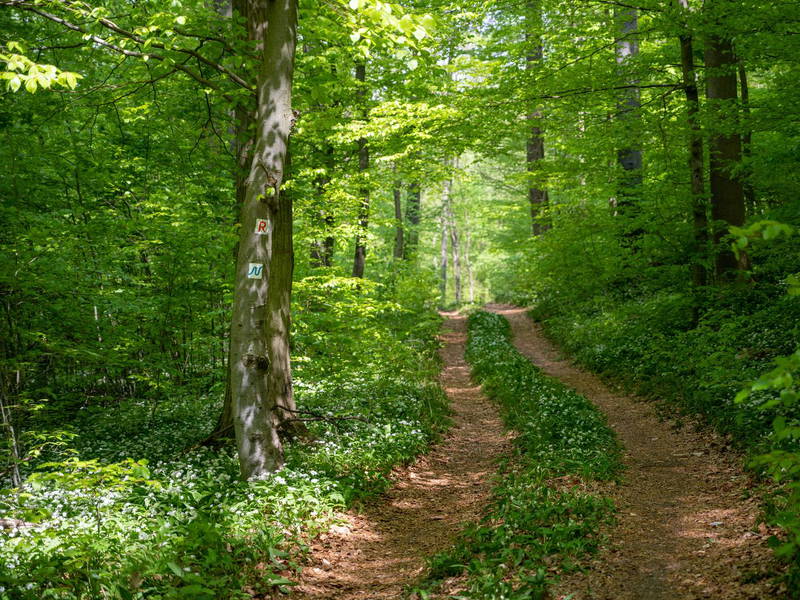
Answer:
[[292, 311, 512, 599], [488, 305, 784, 600]]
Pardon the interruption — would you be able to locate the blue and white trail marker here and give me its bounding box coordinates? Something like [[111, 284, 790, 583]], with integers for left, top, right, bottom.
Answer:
[[247, 263, 264, 279]]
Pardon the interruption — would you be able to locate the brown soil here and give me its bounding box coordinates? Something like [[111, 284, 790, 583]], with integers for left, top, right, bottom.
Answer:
[[487, 305, 786, 600], [291, 311, 512, 599]]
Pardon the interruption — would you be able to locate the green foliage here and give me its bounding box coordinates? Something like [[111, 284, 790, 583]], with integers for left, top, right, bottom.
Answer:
[[0, 279, 448, 599], [415, 311, 621, 599]]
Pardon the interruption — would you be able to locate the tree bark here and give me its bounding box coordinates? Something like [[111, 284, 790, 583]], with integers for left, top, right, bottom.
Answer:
[[615, 5, 643, 238], [704, 16, 747, 278], [676, 0, 708, 290], [738, 61, 756, 214], [465, 228, 475, 304], [310, 145, 335, 267], [404, 182, 421, 258], [229, 0, 298, 479], [209, 0, 258, 443], [393, 179, 404, 259], [352, 62, 369, 278], [526, 0, 548, 236], [444, 181, 462, 305], [439, 205, 448, 305]]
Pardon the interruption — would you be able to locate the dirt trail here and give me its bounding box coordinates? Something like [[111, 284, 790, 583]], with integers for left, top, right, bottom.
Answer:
[[488, 305, 784, 600], [293, 311, 511, 599]]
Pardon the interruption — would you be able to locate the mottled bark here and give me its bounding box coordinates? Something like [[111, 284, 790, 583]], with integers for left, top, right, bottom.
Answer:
[[404, 182, 421, 258], [310, 146, 335, 267], [676, 0, 708, 289], [738, 62, 756, 213], [229, 0, 298, 479], [439, 205, 448, 305], [210, 0, 258, 443], [705, 21, 747, 277], [393, 180, 404, 259], [615, 6, 643, 237], [465, 228, 475, 304], [444, 182, 461, 305], [526, 0, 548, 235], [352, 62, 369, 278]]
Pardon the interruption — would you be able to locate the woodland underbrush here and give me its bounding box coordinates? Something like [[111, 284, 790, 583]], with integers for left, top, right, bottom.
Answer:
[[413, 311, 621, 600], [522, 211, 800, 589], [0, 274, 448, 600]]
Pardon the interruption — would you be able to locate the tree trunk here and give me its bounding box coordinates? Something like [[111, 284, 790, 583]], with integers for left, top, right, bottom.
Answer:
[[676, 0, 708, 290], [310, 145, 335, 267], [209, 0, 258, 443], [443, 170, 462, 305], [615, 5, 643, 238], [738, 61, 756, 214], [439, 207, 448, 305], [465, 228, 475, 304], [393, 180, 404, 259], [404, 182, 421, 258], [704, 18, 747, 278], [526, 0, 548, 236], [352, 62, 369, 278], [229, 0, 298, 479]]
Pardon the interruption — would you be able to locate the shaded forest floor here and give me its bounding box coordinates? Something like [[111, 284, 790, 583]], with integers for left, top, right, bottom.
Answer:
[[290, 307, 785, 599]]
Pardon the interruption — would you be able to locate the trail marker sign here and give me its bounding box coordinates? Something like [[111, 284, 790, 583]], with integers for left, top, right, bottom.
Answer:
[[254, 219, 270, 235], [247, 263, 264, 279]]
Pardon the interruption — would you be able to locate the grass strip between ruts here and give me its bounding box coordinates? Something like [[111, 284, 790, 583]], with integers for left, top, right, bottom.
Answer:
[[412, 310, 623, 600]]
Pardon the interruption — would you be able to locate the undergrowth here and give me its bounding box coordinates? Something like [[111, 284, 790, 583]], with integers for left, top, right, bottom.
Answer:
[[0, 275, 449, 600], [412, 311, 622, 600]]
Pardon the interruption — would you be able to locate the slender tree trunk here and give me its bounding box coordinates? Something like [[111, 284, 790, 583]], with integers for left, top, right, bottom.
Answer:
[[352, 62, 369, 278], [229, 0, 298, 479], [526, 0, 548, 235], [310, 146, 335, 267], [704, 15, 747, 278], [738, 62, 756, 214], [465, 228, 475, 304], [676, 0, 708, 290], [0, 375, 22, 488], [615, 6, 643, 238], [393, 179, 404, 259], [439, 206, 448, 305], [445, 189, 462, 305], [210, 0, 256, 442], [404, 182, 421, 258]]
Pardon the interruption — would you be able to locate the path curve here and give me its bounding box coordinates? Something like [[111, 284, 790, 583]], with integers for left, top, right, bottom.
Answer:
[[488, 305, 785, 600], [292, 311, 512, 599]]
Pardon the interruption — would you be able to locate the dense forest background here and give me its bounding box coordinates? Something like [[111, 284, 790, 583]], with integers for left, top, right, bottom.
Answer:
[[1, 0, 799, 597]]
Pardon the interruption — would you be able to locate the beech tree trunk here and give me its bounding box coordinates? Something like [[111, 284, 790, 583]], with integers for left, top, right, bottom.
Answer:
[[404, 182, 421, 258], [704, 18, 747, 278], [526, 0, 548, 235], [210, 0, 259, 443], [738, 62, 757, 213], [310, 147, 334, 267], [615, 6, 643, 237], [229, 0, 298, 479], [352, 62, 369, 278], [465, 228, 475, 304], [676, 0, 708, 290], [444, 181, 462, 304], [393, 180, 404, 259]]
